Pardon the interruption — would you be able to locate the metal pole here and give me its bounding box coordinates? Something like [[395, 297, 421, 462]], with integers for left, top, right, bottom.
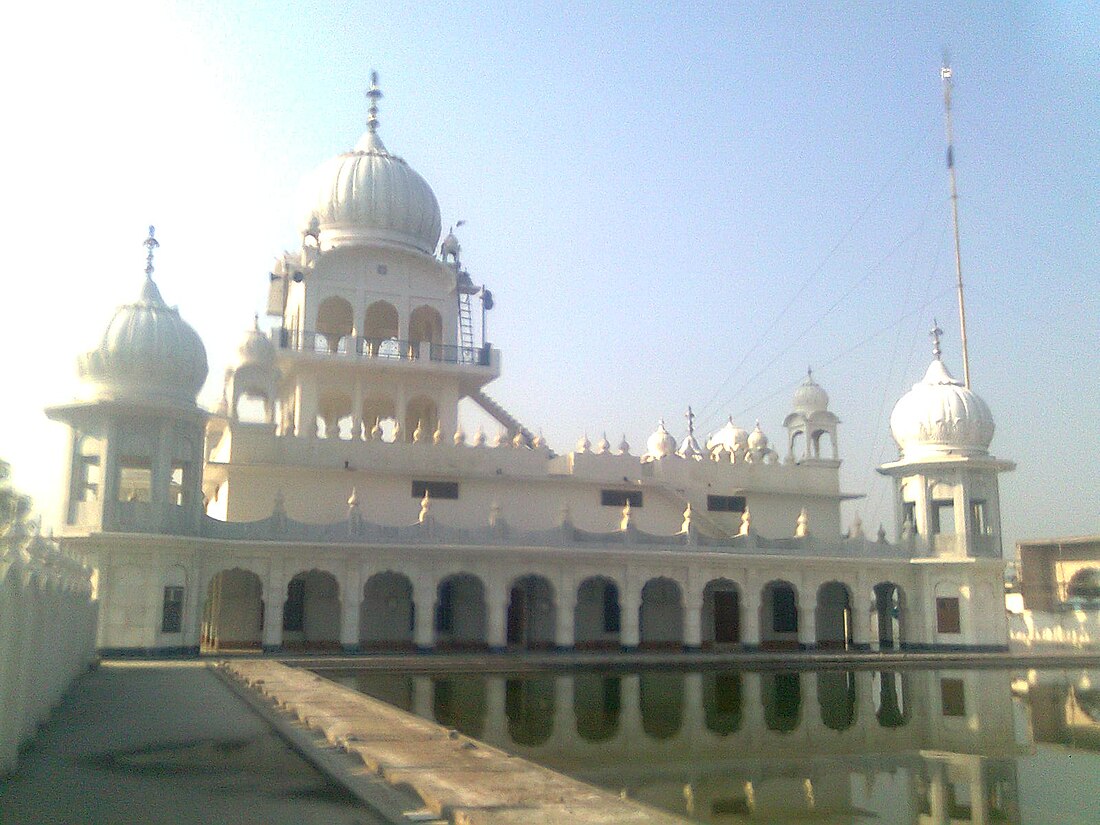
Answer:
[[942, 63, 972, 388]]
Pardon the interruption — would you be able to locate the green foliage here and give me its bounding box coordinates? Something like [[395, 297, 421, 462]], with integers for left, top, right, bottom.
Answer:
[[0, 458, 33, 537]]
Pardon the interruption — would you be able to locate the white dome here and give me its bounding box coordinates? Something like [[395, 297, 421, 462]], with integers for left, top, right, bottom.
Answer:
[[235, 320, 276, 368], [889, 357, 994, 458], [645, 420, 677, 460], [79, 277, 208, 405], [793, 370, 829, 413], [707, 417, 749, 453], [303, 128, 442, 255], [747, 423, 769, 450]]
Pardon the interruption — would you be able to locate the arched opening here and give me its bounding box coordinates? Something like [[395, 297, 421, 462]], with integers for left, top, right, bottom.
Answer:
[[404, 396, 440, 443], [760, 580, 799, 651], [702, 578, 741, 648], [432, 675, 485, 738], [640, 672, 684, 740], [639, 577, 683, 649], [363, 300, 399, 352], [818, 670, 856, 731], [874, 670, 908, 727], [816, 581, 853, 650], [506, 575, 556, 650], [283, 570, 341, 651], [872, 582, 905, 650], [409, 304, 443, 356], [361, 394, 398, 442], [316, 295, 354, 353], [317, 390, 352, 440], [703, 670, 743, 735], [360, 572, 414, 651], [434, 574, 487, 650], [574, 577, 621, 650], [574, 673, 620, 742], [762, 671, 801, 733], [505, 676, 555, 745], [201, 569, 262, 652]]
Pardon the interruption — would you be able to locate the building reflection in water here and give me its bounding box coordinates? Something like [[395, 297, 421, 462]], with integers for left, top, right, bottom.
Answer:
[[335, 666, 1028, 824]]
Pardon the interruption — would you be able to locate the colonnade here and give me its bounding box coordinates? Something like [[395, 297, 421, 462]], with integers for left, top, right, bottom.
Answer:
[[198, 565, 906, 653], [0, 535, 97, 776]]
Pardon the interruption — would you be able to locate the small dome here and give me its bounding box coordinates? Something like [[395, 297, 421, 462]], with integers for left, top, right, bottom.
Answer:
[[80, 276, 208, 405], [301, 83, 441, 255], [707, 417, 749, 453], [645, 420, 677, 460], [889, 357, 995, 458], [793, 369, 829, 413], [747, 422, 769, 451], [236, 319, 276, 368]]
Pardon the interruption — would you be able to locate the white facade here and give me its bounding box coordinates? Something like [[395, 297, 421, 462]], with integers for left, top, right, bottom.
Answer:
[[48, 80, 1013, 656]]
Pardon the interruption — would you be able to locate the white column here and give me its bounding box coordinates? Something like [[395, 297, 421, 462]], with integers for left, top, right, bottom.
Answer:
[[555, 584, 576, 649], [684, 593, 703, 649], [621, 588, 641, 648], [340, 564, 362, 651], [351, 377, 364, 441], [413, 575, 436, 649], [486, 580, 508, 650]]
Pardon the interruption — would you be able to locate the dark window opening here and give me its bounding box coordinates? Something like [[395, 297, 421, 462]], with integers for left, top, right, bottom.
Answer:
[[940, 677, 966, 716], [436, 581, 455, 633], [902, 501, 917, 532], [161, 586, 184, 633], [773, 587, 798, 633], [707, 495, 746, 512], [283, 578, 305, 631], [931, 499, 956, 535], [969, 499, 989, 535], [412, 480, 459, 500], [600, 489, 642, 507], [602, 583, 620, 633], [936, 597, 961, 634]]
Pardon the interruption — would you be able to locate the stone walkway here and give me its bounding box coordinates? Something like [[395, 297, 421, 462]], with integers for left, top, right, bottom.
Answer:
[[0, 661, 389, 825]]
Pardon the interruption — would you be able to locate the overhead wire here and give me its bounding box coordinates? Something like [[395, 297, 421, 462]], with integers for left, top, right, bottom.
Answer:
[[696, 140, 925, 425]]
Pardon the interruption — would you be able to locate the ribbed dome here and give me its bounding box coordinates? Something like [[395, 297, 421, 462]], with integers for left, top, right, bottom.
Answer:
[[707, 417, 749, 453], [303, 128, 442, 255], [747, 423, 769, 451], [793, 370, 829, 413], [645, 420, 677, 460], [79, 277, 208, 406], [889, 357, 994, 458], [235, 319, 276, 368]]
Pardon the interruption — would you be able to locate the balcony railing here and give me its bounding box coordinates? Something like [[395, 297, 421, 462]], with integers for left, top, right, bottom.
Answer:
[[273, 328, 490, 366]]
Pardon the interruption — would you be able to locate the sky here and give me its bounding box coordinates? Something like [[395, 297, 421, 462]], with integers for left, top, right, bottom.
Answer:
[[0, 1, 1096, 554]]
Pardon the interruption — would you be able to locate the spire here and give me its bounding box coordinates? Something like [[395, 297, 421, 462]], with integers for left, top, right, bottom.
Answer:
[[929, 319, 944, 360], [367, 70, 382, 134], [139, 225, 164, 305], [358, 70, 388, 154]]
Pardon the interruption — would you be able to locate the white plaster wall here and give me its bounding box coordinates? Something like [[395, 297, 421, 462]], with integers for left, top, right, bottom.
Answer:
[[0, 540, 97, 777]]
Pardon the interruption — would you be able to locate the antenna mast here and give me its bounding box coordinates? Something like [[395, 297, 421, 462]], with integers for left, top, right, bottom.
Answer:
[[941, 61, 972, 388]]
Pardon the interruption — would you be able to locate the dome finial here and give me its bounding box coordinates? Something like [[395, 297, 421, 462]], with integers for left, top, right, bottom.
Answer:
[[366, 70, 382, 134], [685, 406, 696, 438], [143, 225, 159, 280], [929, 318, 944, 360]]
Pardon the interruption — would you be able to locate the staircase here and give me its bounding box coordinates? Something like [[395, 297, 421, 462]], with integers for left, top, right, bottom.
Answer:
[[471, 390, 538, 448]]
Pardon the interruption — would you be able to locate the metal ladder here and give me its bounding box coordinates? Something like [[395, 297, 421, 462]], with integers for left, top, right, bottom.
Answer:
[[456, 269, 479, 360]]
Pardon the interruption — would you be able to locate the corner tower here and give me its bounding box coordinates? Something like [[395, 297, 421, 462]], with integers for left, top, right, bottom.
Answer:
[[47, 227, 209, 535], [878, 326, 1014, 559]]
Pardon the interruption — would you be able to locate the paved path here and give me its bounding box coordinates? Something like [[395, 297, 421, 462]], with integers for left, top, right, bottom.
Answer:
[[0, 661, 388, 825]]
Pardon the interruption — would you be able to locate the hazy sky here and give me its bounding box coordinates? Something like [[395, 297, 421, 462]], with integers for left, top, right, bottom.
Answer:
[[1, 1, 1096, 553]]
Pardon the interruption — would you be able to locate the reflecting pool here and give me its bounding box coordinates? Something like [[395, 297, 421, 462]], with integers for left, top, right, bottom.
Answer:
[[322, 665, 1100, 824]]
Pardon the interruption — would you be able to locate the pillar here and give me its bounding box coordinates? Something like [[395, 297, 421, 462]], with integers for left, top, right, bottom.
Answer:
[[262, 589, 284, 653], [413, 577, 436, 650], [621, 590, 641, 649], [684, 593, 703, 649], [555, 585, 576, 649], [340, 566, 361, 652], [486, 580, 507, 651], [552, 676, 576, 746], [483, 676, 509, 745]]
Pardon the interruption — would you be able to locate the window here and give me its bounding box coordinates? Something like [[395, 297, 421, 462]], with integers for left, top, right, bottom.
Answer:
[[600, 489, 642, 507], [931, 499, 956, 535], [161, 586, 184, 633], [412, 480, 459, 500], [940, 677, 966, 716], [773, 587, 798, 633], [436, 581, 455, 632], [902, 501, 917, 532], [936, 597, 961, 634], [118, 457, 152, 502], [969, 499, 989, 535], [602, 583, 620, 633], [707, 495, 746, 512], [283, 579, 305, 631]]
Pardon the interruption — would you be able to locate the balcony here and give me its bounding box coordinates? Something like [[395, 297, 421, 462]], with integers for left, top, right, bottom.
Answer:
[[272, 328, 491, 367]]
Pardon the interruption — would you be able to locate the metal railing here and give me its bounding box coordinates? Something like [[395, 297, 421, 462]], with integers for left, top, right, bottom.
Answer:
[[272, 328, 490, 366]]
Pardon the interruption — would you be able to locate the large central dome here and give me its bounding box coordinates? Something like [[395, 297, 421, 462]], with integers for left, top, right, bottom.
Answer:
[[302, 79, 442, 255]]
